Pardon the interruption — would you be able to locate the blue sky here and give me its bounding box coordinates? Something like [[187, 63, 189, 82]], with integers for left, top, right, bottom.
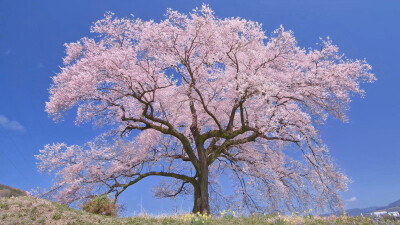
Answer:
[[0, 0, 399, 215]]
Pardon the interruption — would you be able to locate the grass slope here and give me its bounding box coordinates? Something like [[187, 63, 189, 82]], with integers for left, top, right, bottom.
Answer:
[[0, 184, 27, 198], [1, 196, 400, 225]]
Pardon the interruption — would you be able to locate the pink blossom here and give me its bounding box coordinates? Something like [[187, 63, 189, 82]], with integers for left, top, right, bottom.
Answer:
[[38, 4, 375, 214]]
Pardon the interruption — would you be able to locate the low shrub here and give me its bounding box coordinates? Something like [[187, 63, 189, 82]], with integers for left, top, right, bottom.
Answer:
[[52, 212, 62, 220], [81, 195, 118, 217]]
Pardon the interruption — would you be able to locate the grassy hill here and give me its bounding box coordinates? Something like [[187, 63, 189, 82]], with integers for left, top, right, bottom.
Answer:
[[0, 184, 27, 198], [1, 196, 400, 225], [0, 196, 144, 225]]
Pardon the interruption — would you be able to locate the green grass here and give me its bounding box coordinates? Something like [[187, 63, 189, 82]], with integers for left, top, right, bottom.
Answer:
[[0, 196, 399, 225]]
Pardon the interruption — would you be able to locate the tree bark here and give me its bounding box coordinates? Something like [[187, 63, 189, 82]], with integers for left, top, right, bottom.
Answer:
[[192, 143, 210, 214], [192, 166, 210, 214], [188, 95, 210, 214]]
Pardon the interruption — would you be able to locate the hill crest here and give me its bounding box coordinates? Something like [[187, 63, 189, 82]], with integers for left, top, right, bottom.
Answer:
[[0, 184, 28, 198]]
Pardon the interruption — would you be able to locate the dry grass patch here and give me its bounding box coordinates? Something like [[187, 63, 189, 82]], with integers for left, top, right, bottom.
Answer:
[[1, 196, 400, 224]]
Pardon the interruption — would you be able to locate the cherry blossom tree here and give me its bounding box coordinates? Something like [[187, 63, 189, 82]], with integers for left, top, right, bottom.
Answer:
[[37, 5, 375, 214]]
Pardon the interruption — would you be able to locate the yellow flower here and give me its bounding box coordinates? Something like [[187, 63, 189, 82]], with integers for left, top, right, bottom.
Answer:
[[309, 208, 312, 212]]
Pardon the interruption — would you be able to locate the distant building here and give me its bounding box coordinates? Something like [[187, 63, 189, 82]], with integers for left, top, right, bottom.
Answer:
[[388, 211, 399, 217], [371, 211, 387, 216], [370, 211, 400, 217]]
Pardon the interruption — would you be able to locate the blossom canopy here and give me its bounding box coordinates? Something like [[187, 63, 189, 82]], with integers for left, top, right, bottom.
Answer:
[[38, 5, 375, 214]]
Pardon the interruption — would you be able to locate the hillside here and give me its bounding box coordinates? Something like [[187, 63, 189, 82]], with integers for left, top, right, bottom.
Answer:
[[1, 196, 399, 225], [0, 184, 27, 198], [376, 199, 400, 211], [344, 199, 400, 216], [0, 196, 141, 225], [323, 199, 400, 217]]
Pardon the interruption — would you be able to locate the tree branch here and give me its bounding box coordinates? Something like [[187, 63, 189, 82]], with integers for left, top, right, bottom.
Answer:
[[111, 171, 196, 200]]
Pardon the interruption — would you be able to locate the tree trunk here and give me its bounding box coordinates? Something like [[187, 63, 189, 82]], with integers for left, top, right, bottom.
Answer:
[[192, 161, 209, 214]]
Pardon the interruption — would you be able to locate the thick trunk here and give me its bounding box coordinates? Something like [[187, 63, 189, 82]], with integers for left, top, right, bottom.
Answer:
[[192, 179, 209, 213], [188, 99, 210, 214], [192, 160, 209, 214]]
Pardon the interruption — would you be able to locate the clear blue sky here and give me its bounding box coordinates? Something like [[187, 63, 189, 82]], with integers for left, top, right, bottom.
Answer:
[[0, 0, 399, 215]]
